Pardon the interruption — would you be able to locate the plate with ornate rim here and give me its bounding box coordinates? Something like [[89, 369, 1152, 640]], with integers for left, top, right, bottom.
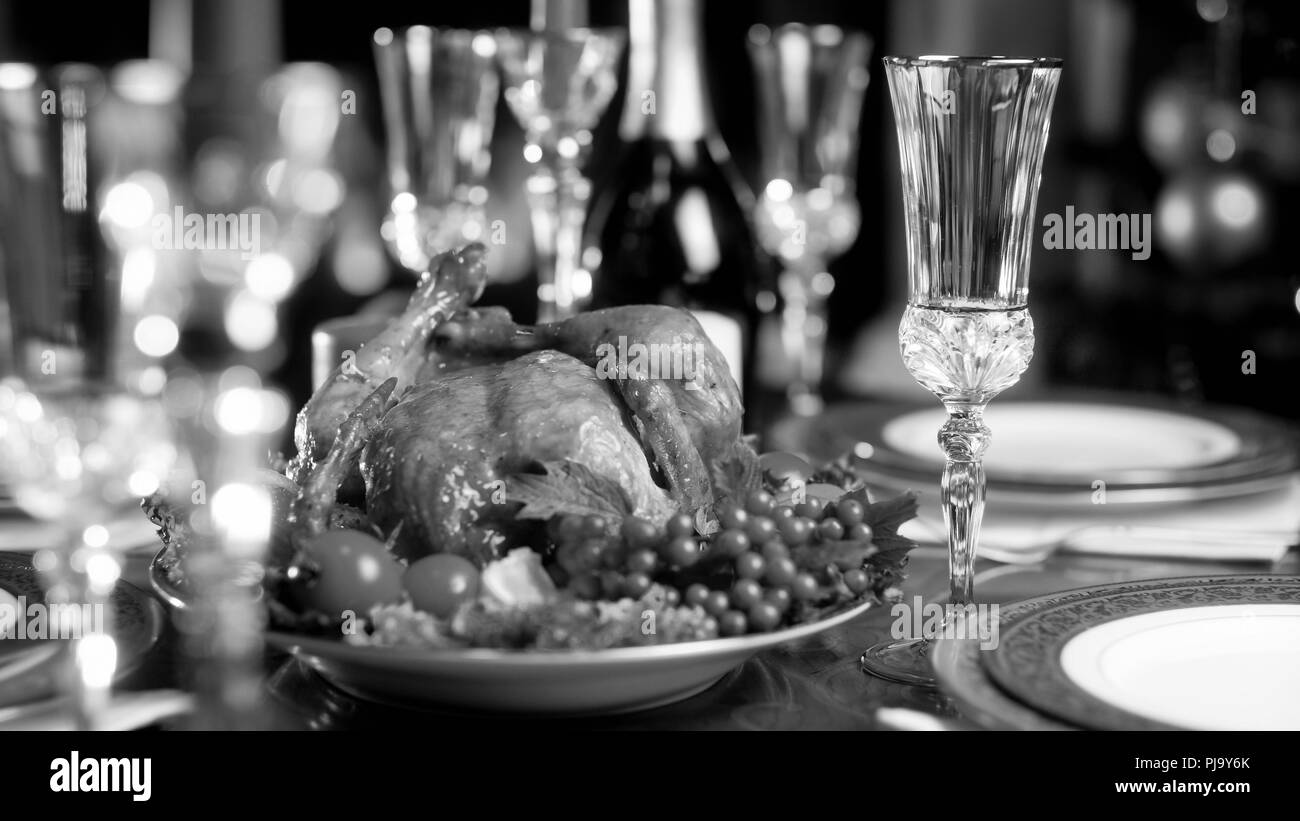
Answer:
[[150, 545, 877, 715], [0, 552, 165, 709], [982, 575, 1300, 731], [930, 631, 1076, 731]]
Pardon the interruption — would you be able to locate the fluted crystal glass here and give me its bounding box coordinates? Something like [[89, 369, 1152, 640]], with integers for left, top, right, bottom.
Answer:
[[374, 26, 499, 274], [861, 56, 1061, 687], [748, 24, 871, 416], [495, 27, 624, 322]]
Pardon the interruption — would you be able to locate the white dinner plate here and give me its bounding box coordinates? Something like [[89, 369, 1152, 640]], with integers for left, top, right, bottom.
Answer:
[[1060, 604, 1300, 731], [980, 575, 1300, 730], [882, 403, 1242, 479], [267, 599, 875, 715], [151, 546, 878, 715]]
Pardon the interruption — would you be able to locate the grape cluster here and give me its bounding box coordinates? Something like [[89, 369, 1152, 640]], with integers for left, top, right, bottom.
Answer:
[[549, 513, 673, 603], [545, 487, 877, 636]]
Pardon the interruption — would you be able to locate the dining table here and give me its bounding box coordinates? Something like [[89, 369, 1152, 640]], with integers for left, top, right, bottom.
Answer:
[[89, 541, 1296, 731]]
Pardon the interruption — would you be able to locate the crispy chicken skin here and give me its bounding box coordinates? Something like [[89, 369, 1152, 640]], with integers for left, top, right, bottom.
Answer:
[[361, 350, 675, 563], [430, 305, 744, 512]]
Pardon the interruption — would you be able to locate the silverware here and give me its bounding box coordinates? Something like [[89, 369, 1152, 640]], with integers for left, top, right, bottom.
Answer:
[[979, 525, 1295, 566]]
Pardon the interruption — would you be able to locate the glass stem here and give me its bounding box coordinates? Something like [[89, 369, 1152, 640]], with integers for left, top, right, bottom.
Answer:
[[525, 142, 589, 323], [778, 263, 830, 414], [939, 408, 990, 608], [182, 553, 270, 729]]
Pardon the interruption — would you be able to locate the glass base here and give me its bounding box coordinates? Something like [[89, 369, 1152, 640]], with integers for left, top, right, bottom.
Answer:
[[861, 637, 937, 688]]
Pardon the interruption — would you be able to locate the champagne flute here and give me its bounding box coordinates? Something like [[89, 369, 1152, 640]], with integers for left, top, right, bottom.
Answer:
[[373, 26, 500, 275], [861, 56, 1061, 687], [495, 26, 624, 322], [748, 24, 871, 416]]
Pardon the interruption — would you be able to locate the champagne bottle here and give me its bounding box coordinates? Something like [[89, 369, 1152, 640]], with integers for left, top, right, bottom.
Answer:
[[584, 0, 769, 402]]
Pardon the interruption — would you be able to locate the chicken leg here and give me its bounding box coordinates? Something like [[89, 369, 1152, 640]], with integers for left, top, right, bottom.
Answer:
[[289, 244, 487, 482]]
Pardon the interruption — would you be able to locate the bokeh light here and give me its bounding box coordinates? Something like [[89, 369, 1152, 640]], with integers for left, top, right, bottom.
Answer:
[[133, 315, 180, 358]]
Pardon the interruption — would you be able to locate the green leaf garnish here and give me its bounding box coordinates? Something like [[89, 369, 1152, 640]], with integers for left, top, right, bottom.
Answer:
[[710, 438, 764, 503], [507, 460, 636, 523]]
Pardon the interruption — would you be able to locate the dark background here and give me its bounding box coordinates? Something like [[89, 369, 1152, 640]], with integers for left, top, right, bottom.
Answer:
[[1, 0, 1297, 422]]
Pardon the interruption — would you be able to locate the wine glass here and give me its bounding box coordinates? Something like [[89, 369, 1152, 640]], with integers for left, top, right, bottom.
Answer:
[[373, 26, 500, 275], [0, 63, 181, 727], [861, 56, 1062, 687], [494, 26, 624, 322], [165, 60, 319, 728], [748, 24, 871, 416]]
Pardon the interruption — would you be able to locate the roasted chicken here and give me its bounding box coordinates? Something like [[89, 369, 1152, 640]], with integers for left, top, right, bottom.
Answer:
[[290, 244, 745, 566]]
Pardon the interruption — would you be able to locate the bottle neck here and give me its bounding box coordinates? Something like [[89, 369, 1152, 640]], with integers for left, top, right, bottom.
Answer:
[[620, 0, 715, 142]]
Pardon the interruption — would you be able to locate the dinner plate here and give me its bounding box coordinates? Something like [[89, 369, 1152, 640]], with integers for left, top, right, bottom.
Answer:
[[983, 575, 1300, 730], [930, 630, 1076, 731], [150, 545, 876, 715], [882, 403, 1242, 478], [769, 395, 1299, 506], [0, 552, 165, 709]]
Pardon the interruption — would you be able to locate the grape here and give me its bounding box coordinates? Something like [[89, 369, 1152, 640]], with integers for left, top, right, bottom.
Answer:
[[623, 572, 653, 599], [765, 556, 798, 588], [847, 522, 874, 542], [558, 541, 603, 575], [621, 516, 661, 550], [817, 518, 845, 542], [662, 536, 701, 567], [843, 568, 871, 594], [835, 499, 865, 526], [571, 573, 601, 600], [790, 573, 819, 601], [772, 505, 795, 520], [664, 587, 681, 607], [778, 516, 813, 545], [735, 552, 765, 580], [600, 571, 625, 598], [714, 529, 751, 558], [744, 516, 776, 544], [764, 587, 792, 613], [718, 610, 748, 636], [665, 512, 696, 539], [704, 591, 731, 617], [556, 542, 579, 574], [794, 501, 825, 521], [760, 540, 789, 562], [731, 578, 764, 609], [626, 548, 658, 574], [745, 489, 775, 516], [684, 583, 710, 608], [581, 542, 607, 570], [748, 602, 782, 632], [582, 515, 609, 538], [718, 505, 750, 530], [556, 514, 585, 542], [600, 541, 626, 569], [546, 564, 569, 588]]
